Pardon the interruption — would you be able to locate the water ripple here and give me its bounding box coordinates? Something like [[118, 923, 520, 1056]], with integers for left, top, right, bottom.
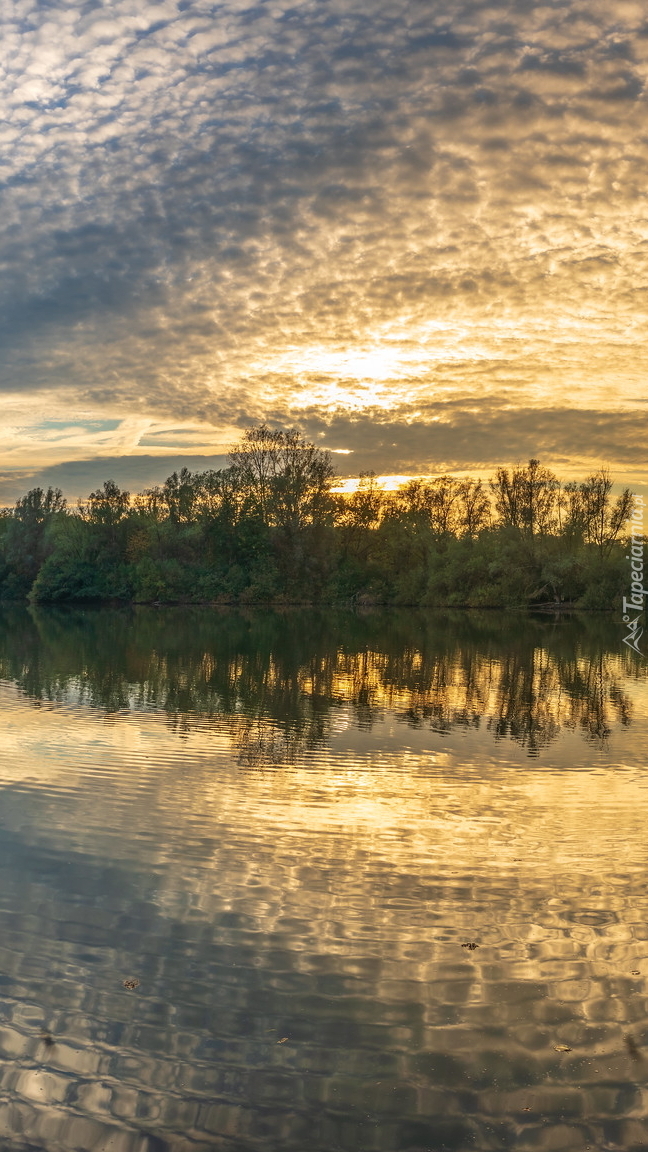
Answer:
[[0, 608, 645, 1148]]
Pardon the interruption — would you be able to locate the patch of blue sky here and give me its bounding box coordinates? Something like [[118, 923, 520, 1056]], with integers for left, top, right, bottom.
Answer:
[[27, 420, 121, 434], [139, 430, 209, 447]]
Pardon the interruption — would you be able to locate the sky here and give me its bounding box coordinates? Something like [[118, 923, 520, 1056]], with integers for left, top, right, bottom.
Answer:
[[0, 0, 647, 501]]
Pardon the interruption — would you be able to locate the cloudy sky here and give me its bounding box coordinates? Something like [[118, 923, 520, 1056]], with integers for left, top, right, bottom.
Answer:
[[0, 0, 647, 499]]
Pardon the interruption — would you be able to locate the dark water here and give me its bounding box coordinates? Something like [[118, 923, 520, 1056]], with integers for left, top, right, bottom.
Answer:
[[0, 605, 646, 1152]]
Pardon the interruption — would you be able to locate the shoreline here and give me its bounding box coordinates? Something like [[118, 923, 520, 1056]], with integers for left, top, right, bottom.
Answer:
[[1, 595, 613, 613]]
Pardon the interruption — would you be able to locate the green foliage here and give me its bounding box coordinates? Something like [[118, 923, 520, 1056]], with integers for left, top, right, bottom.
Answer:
[[0, 437, 637, 611], [575, 554, 627, 611], [0, 487, 67, 597]]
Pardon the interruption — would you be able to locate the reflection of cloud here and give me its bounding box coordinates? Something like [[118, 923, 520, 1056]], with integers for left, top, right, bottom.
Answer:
[[2, 659, 648, 1148], [0, 0, 647, 472]]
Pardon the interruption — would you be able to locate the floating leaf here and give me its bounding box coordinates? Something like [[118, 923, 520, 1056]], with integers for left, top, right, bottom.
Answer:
[[123, 978, 140, 990]]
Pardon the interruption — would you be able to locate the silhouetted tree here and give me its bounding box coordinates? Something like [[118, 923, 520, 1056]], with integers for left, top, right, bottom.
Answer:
[[491, 459, 560, 540], [229, 424, 336, 529]]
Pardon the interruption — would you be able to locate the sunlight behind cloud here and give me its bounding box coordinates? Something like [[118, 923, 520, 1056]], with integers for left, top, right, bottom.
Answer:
[[275, 345, 430, 383], [0, 0, 645, 485]]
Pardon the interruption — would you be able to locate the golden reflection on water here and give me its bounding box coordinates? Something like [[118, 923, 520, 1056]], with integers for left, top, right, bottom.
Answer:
[[0, 608, 646, 1150]]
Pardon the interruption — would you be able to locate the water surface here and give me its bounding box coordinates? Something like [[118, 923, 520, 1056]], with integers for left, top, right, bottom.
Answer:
[[0, 606, 646, 1152]]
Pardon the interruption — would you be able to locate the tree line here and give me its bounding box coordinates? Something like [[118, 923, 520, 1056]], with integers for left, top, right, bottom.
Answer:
[[0, 424, 635, 608]]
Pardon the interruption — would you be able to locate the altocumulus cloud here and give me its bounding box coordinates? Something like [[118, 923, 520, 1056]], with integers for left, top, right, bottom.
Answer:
[[0, 0, 647, 489]]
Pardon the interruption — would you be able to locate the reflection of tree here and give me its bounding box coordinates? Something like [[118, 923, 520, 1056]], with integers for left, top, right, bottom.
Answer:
[[487, 649, 634, 754], [392, 651, 493, 735], [0, 605, 639, 760], [488, 650, 561, 754], [561, 654, 632, 744], [234, 715, 326, 767]]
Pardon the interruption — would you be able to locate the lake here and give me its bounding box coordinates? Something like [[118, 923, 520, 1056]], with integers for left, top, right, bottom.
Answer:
[[0, 605, 646, 1152]]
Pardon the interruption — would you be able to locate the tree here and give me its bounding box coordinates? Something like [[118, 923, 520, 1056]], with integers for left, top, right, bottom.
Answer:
[[338, 472, 387, 531], [161, 468, 199, 524], [491, 459, 560, 540], [457, 479, 491, 537], [80, 480, 131, 554], [82, 480, 130, 528], [396, 476, 462, 539], [562, 471, 633, 556], [229, 424, 337, 530], [2, 487, 67, 593]]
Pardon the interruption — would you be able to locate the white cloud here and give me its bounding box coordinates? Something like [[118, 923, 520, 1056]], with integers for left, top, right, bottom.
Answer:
[[0, 0, 645, 475]]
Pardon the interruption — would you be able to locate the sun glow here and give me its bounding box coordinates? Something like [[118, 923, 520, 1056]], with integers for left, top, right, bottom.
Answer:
[[332, 474, 427, 493], [260, 326, 497, 395], [291, 345, 426, 381]]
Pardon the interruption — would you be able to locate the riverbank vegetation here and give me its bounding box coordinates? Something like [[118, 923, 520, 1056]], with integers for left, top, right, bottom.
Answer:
[[0, 424, 634, 608]]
